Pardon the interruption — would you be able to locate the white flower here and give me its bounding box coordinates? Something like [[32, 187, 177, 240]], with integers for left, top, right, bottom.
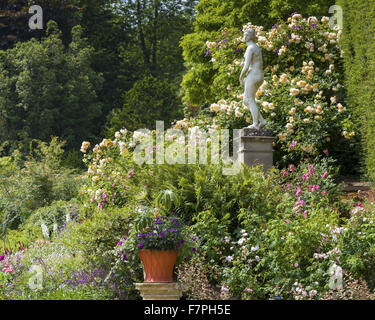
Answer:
[[235, 107, 243, 118], [221, 285, 229, 292], [238, 238, 246, 245], [286, 123, 293, 130], [290, 88, 300, 96], [41, 224, 49, 239], [80, 141, 90, 153], [251, 245, 259, 251], [133, 131, 146, 140], [225, 256, 233, 262]]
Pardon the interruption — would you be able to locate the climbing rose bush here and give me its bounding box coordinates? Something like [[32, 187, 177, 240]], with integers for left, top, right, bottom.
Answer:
[[176, 13, 356, 167]]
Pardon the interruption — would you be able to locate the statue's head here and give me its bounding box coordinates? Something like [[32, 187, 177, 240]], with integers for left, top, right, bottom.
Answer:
[[244, 28, 256, 42]]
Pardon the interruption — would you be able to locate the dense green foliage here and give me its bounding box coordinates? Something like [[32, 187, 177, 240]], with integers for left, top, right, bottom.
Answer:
[[0, 21, 103, 152], [0, 138, 80, 243], [0, 0, 197, 155], [338, 0, 375, 180], [107, 75, 183, 133]]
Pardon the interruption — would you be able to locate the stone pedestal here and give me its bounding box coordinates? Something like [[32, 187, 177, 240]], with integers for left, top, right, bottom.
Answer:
[[235, 128, 275, 171], [135, 282, 183, 300]]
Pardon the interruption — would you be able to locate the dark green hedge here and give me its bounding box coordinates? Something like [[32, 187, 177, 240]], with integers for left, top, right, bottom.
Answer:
[[338, 0, 375, 180]]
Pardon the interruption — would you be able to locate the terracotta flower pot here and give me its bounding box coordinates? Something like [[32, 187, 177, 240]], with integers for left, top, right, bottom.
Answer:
[[139, 249, 179, 283]]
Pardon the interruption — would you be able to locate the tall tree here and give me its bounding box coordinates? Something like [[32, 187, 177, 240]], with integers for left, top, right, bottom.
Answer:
[[0, 21, 103, 153], [0, 0, 80, 50], [115, 0, 197, 81]]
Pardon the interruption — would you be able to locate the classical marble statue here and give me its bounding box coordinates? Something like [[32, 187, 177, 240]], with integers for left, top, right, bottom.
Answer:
[[240, 28, 267, 130]]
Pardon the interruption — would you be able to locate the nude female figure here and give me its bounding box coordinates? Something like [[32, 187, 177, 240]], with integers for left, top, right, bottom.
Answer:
[[239, 28, 267, 130]]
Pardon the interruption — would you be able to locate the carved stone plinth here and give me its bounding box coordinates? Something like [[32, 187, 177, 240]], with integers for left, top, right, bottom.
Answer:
[[235, 128, 275, 171], [135, 282, 183, 300]]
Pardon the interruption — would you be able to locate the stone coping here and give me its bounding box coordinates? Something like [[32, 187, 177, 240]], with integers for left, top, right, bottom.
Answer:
[[241, 127, 274, 137]]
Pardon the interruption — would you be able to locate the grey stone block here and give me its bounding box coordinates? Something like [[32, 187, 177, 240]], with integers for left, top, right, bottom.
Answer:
[[235, 128, 275, 172]]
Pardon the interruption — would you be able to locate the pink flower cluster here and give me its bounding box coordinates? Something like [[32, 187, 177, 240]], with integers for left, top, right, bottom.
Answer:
[[295, 198, 309, 218], [308, 184, 320, 193], [1, 261, 13, 274]]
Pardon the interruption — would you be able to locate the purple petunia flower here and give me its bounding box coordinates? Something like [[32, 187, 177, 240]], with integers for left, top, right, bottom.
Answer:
[[117, 241, 123, 246], [272, 24, 278, 29], [0, 255, 4, 261], [312, 24, 318, 28], [293, 25, 301, 29], [160, 231, 166, 237], [138, 242, 143, 248], [205, 50, 211, 57]]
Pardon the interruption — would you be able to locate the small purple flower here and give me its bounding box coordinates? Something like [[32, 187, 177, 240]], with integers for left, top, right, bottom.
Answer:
[[289, 140, 298, 149], [123, 254, 127, 261], [312, 24, 317, 28], [192, 248, 197, 253], [160, 231, 166, 237], [0, 255, 4, 261], [138, 242, 143, 248], [272, 24, 278, 29], [293, 25, 301, 29], [205, 50, 211, 57], [117, 241, 123, 246]]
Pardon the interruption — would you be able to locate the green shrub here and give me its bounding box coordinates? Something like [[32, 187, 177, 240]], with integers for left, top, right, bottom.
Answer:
[[106, 75, 183, 134], [21, 199, 80, 241], [340, 204, 375, 290], [337, 0, 375, 180], [0, 138, 81, 236]]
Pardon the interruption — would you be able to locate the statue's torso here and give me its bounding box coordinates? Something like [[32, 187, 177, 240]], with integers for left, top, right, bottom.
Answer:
[[245, 43, 263, 77]]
